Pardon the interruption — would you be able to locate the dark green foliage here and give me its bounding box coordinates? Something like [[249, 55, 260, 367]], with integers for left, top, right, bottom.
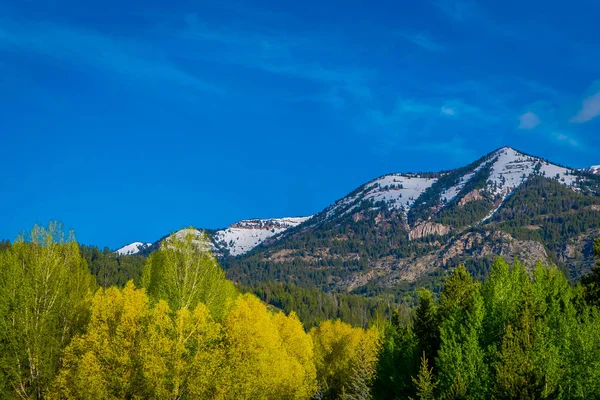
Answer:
[[413, 289, 439, 364], [0, 240, 9, 252], [581, 238, 600, 307], [373, 258, 600, 399], [244, 281, 395, 328], [373, 311, 419, 400], [80, 244, 146, 287]]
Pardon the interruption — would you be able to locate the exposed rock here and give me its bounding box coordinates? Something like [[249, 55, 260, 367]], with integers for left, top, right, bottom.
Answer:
[[458, 190, 484, 206], [352, 211, 368, 222], [440, 230, 548, 269], [409, 222, 451, 240]]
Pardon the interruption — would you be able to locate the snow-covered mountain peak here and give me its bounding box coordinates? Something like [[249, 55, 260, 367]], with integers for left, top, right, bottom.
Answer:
[[212, 216, 312, 256], [486, 147, 577, 198], [115, 242, 152, 255]]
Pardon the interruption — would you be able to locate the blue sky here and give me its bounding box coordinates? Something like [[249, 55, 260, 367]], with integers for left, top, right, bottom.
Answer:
[[1, 0, 599, 248]]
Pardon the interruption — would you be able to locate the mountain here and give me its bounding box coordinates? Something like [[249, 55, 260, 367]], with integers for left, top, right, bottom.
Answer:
[[222, 147, 600, 294], [119, 217, 311, 257], [118, 147, 600, 296], [115, 242, 152, 255]]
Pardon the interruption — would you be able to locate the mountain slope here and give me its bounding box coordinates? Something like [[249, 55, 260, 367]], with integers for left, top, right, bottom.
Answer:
[[222, 147, 600, 294]]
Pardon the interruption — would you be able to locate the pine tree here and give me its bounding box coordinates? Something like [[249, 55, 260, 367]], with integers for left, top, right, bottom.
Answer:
[[494, 282, 546, 399], [581, 238, 600, 307], [436, 265, 490, 399], [414, 289, 439, 364], [412, 352, 437, 400], [372, 312, 419, 400]]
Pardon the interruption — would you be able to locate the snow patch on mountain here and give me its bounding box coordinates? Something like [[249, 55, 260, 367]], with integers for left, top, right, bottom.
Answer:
[[115, 242, 152, 255], [213, 217, 311, 256], [584, 165, 600, 175], [440, 158, 493, 203], [487, 147, 577, 199], [326, 174, 437, 219]]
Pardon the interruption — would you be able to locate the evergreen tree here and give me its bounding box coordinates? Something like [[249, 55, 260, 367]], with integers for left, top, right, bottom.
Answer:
[[372, 311, 419, 400], [581, 238, 600, 307], [412, 352, 437, 400], [481, 258, 528, 365], [493, 282, 544, 399], [413, 289, 439, 364], [436, 265, 489, 399]]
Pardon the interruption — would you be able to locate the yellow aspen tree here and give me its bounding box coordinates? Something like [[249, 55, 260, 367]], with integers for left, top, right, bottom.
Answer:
[[310, 319, 380, 399], [213, 294, 318, 400]]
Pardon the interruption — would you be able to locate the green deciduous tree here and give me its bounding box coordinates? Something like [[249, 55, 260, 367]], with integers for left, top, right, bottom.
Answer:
[[0, 223, 94, 399], [141, 229, 237, 318]]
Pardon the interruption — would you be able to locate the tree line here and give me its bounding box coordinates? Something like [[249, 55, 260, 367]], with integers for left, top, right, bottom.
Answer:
[[1, 223, 600, 399]]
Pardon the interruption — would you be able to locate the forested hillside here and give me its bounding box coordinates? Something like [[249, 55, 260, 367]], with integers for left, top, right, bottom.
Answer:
[[222, 149, 600, 296]]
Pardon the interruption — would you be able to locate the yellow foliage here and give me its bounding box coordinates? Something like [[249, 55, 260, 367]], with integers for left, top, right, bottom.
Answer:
[[51, 286, 317, 400], [50, 282, 220, 399], [310, 319, 381, 398], [213, 294, 318, 400]]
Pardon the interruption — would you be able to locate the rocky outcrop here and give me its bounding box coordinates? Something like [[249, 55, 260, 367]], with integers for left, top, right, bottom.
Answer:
[[409, 222, 451, 240], [458, 190, 484, 206], [440, 230, 548, 269]]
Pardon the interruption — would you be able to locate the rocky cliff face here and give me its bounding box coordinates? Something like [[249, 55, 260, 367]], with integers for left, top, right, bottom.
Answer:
[[409, 222, 451, 240]]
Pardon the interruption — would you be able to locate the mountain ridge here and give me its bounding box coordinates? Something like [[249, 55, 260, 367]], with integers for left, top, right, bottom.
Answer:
[[118, 146, 597, 258], [116, 146, 600, 296]]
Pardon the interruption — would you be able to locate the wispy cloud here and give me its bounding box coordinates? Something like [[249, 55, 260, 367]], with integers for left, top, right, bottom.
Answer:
[[435, 0, 479, 22], [402, 137, 478, 159], [0, 20, 222, 94], [439, 99, 488, 120], [180, 15, 373, 102], [552, 132, 580, 148], [518, 111, 541, 130], [434, 0, 517, 39], [441, 105, 456, 116], [399, 32, 445, 52], [570, 91, 600, 123]]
